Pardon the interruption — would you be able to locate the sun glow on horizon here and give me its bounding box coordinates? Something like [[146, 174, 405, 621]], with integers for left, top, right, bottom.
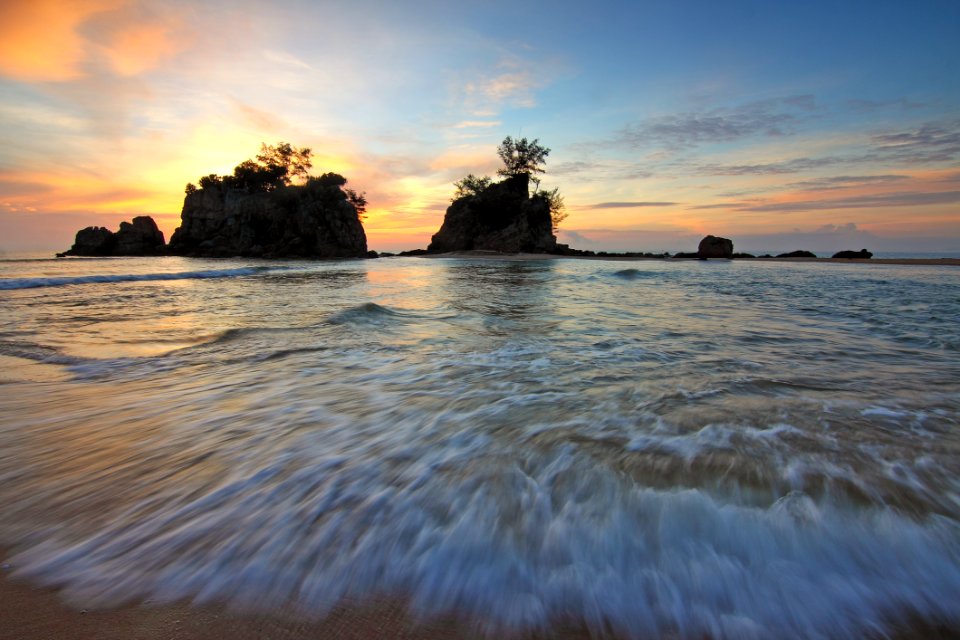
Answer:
[[0, 1, 957, 253]]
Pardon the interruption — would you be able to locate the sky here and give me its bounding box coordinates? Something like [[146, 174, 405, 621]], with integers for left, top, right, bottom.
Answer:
[[1, 0, 958, 255]]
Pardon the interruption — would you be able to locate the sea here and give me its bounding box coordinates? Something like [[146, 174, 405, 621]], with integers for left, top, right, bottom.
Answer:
[[1, 254, 958, 638]]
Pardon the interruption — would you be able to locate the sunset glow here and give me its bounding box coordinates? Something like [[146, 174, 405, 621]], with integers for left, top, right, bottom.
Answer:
[[1, 0, 958, 253]]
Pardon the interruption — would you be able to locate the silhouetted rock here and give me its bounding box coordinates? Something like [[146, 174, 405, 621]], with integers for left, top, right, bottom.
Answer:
[[428, 174, 557, 253], [365, 250, 379, 259], [672, 252, 700, 259], [697, 235, 734, 259], [169, 181, 366, 258], [115, 216, 166, 255], [832, 249, 873, 259], [398, 249, 432, 256], [62, 226, 116, 256], [777, 250, 817, 258], [59, 217, 165, 257]]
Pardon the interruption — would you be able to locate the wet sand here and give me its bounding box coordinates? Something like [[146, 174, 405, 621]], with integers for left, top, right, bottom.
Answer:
[[4, 569, 959, 640], [0, 571, 484, 640], [420, 250, 960, 265]]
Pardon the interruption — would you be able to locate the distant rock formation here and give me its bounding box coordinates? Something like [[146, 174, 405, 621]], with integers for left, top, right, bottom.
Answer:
[[777, 250, 817, 258], [168, 180, 367, 258], [59, 216, 165, 257], [832, 249, 873, 259], [697, 235, 734, 259], [427, 174, 556, 253]]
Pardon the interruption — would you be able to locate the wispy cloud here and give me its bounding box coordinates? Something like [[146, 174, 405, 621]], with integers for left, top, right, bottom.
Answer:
[[741, 190, 960, 213], [612, 95, 817, 151], [870, 120, 960, 164], [232, 99, 287, 133], [587, 201, 679, 209], [786, 175, 909, 191], [262, 49, 312, 71], [452, 120, 501, 129]]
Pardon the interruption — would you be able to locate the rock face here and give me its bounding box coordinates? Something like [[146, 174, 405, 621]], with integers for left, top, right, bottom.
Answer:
[[64, 226, 116, 256], [777, 250, 817, 258], [697, 235, 734, 259], [115, 216, 166, 255], [832, 249, 873, 259], [427, 174, 556, 253], [168, 183, 367, 258], [60, 216, 165, 256]]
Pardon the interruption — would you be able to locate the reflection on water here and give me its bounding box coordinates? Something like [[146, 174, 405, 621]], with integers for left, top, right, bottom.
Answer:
[[0, 256, 959, 637]]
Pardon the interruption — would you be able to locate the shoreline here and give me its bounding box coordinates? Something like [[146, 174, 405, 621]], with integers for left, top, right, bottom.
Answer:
[[418, 250, 960, 265], [3, 569, 958, 640]]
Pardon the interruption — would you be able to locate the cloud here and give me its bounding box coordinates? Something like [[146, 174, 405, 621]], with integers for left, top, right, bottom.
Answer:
[[550, 160, 653, 182], [693, 119, 960, 177], [452, 120, 501, 129], [870, 120, 960, 164], [456, 54, 557, 116], [0, 1, 189, 83], [613, 95, 817, 151], [786, 175, 909, 191], [0, 0, 118, 82], [740, 190, 960, 213], [846, 98, 928, 113], [695, 156, 843, 176], [232, 100, 287, 133], [262, 49, 312, 71], [587, 201, 679, 209]]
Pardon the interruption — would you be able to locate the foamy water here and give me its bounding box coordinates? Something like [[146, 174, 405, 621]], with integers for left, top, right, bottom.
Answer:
[[1, 255, 959, 638]]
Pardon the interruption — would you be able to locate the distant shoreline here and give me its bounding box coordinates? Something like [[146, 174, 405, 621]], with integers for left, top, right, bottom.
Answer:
[[419, 250, 960, 266]]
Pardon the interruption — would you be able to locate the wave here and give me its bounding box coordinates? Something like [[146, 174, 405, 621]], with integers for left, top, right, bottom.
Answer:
[[0, 266, 278, 290], [8, 450, 959, 638], [326, 302, 405, 325], [611, 268, 657, 279]]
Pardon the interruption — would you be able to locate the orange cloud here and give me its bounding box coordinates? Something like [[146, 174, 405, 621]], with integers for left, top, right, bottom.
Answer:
[[0, 0, 188, 82], [0, 0, 120, 81], [104, 20, 186, 76]]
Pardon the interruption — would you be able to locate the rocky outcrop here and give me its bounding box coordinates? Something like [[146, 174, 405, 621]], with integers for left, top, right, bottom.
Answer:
[[832, 249, 873, 259], [697, 235, 734, 259], [427, 174, 556, 253], [777, 250, 817, 258], [59, 216, 165, 256], [115, 216, 166, 255], [168, 181, 367, 258]]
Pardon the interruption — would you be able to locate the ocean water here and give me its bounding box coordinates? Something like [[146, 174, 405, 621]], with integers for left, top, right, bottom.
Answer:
[[1, 255, 959, 638]]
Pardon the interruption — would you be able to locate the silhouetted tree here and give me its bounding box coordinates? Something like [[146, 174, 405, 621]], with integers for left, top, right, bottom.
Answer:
[[256, 142, 312, 185], [535, 187, 566, 232], [345, 188, 367, 219], [453, 174, 492, 200], [497, 136, 550, 177], [198, 174, 223, 189]]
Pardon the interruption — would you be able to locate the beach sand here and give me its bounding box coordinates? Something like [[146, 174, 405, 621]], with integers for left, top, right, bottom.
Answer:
[[0, 572, 484, 640], [4, 570, 959, 640], [419, 251, 960, 266]]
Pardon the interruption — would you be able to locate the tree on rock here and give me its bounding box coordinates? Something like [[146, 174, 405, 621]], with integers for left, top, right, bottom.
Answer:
[[256, 142, 312, 185], [453, 174, 493, 200], [496, 136, 550, 177], [183, 142, 313, 194]]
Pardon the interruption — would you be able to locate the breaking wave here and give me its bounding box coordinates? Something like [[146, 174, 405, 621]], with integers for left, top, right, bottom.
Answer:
[[0, 266, 280, 290]]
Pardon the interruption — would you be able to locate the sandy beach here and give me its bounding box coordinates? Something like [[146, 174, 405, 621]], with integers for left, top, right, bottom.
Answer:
[[4, 570, 959, 640], [0, 569, 485, 640]]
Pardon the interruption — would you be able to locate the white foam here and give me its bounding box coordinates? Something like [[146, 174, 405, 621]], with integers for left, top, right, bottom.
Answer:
[[8, 411, 960, 638], [0, 266, 279, 290]]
